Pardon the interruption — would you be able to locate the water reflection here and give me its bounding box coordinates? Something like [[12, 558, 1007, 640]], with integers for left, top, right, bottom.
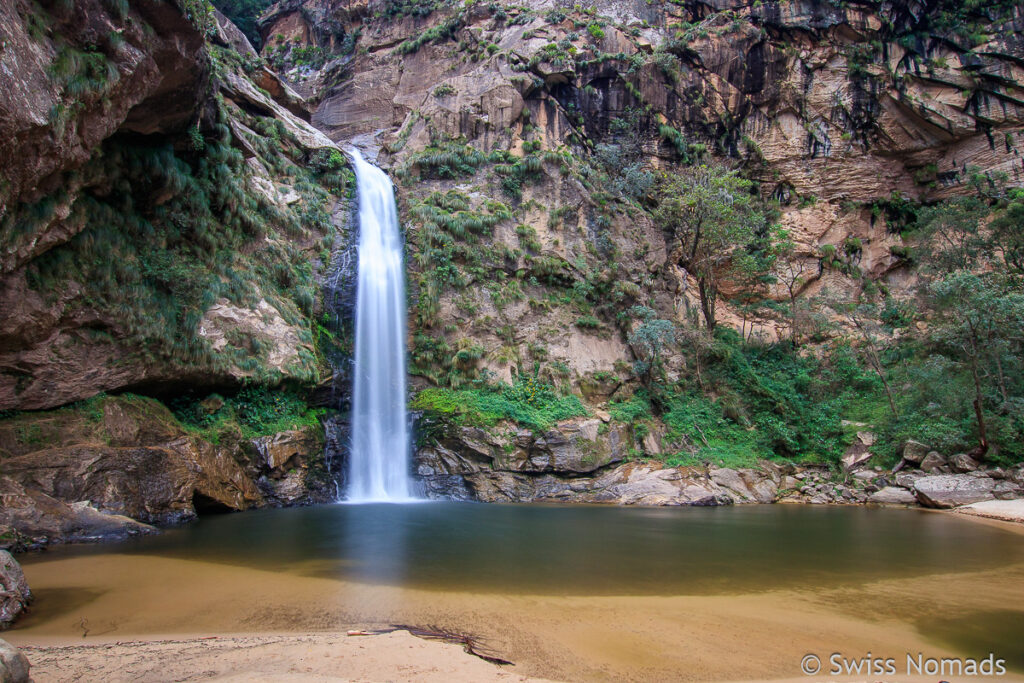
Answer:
[[23, 503, 1024, 597]]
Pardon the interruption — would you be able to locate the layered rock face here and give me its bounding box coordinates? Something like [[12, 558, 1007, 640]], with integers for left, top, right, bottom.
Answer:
[[262, 0, 1024, 356], [2, 0, 1023, 530], [257, 0, 1024, 493], [0, 0, 350, 412], [417, 418, 782, 504], [416, 416, 1024, 506], [0, 396, 331, 546]]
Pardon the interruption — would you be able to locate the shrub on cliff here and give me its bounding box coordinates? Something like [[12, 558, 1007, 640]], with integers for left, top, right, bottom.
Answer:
[[412, 374, 587, 436]]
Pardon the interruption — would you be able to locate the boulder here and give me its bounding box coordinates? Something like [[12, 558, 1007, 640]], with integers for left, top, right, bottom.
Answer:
[[0, 639, 29, 682], [841, 431, 876, 470], [600, 466, 731, 506], [738, 469, 779, 503], [919, 452, 947, 473], [902, 440, 930, 464], [868, 487, 918, 505], [0, 551, 30, 629], [949, 453, 979, 473], [641, 431, 662, 456], [780, 475, 801, 490], [710, 468, 753, 501], [993, 481, 1021, 500], [914, 474, 996, 509], [894, 471, 925, 490]]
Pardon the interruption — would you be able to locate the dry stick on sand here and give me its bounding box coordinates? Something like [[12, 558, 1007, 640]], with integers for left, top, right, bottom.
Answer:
[[347, 625, 513, 666]]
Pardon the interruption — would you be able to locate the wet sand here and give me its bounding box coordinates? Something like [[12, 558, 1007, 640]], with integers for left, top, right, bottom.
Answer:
[[7, 548, 1024, 682]]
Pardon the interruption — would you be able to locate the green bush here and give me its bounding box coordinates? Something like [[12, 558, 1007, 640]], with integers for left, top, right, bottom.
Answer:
[[170, 386, 324, 440], [412, 374, 587, 435]]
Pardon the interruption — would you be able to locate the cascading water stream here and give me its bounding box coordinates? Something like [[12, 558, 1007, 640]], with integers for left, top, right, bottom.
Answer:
[[346, 150, 415, 502]]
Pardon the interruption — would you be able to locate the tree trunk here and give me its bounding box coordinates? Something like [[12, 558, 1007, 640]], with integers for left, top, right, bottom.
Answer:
[[698, 279, 716, 331], [967, 331, 989, 459]]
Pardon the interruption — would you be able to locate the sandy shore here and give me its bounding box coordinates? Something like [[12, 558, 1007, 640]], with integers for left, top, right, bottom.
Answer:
[[6, 549, 1024, 682], [12, 631, 546, 682], [955, 499, 1024, 526], [4, 507, 1023, 682]]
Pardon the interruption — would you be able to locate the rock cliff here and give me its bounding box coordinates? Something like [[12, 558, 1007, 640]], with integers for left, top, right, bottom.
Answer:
[[257, 0, 1024, 480], [1, 0, 1023, 536], [262, 0, 1024, 354], [0, 394, 331, 547], [1, 0, 350, 411]]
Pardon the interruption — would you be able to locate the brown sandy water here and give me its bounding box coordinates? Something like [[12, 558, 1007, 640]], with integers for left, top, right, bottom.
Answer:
[[6, 503, 1024, 682]]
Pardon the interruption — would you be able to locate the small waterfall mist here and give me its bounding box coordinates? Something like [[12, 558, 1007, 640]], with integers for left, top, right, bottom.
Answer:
[[346, 150, 414, 502]]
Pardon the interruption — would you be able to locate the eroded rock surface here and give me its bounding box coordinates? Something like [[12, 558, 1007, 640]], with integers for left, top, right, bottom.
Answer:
[[0, 396, 330, 545], [416, 420, 780, 505], [0, 552, 31, 630], [914, 474, 997, 509], [0, 638, 30, 682]]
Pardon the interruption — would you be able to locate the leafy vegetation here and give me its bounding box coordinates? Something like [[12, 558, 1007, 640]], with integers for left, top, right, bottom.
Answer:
[[413, 373, 587, 436], [653, 164, 772, 330], [7, 94, 345, 385], [170, 386, 325, 441], [609, 331, 872, 467]]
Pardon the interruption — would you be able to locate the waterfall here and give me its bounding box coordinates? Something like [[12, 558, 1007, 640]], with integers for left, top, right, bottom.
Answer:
[[346, 150, 414, 502]]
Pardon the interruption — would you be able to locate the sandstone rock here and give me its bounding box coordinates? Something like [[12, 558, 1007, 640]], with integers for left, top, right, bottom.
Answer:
[[1, 437, 262, 526], [993, 481, 1021, 501], [841, 431, 876, 470], [0, 475, 155, 545], [949, 453, 980, 473], [0, 551, 30, 629], [868, 487, 917, 505], [213, 10, 258, 59], [0, 638, 29, 682], [641, 432, 662, 456], [198, 298, 316, 382], [0, 396, 330, 543], [523, 419, 625, 474], [710, 468, 753, 501], [460, 461, 739, 507], [842, 450, 873, 471], [781, 475, 800, 490], [914, 475, 996, 509], [919, 452, 947, 473], [902, 440, 930, 464], [598, 465, 731, 506], [894, 471, 925, 490], [738, 469, 779, 503], [250, 430, 320, 471]]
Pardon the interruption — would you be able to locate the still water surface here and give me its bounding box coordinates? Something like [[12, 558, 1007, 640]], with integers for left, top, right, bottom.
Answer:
[[13, 503, 1024, 679], [21, 502, 1024, 594]]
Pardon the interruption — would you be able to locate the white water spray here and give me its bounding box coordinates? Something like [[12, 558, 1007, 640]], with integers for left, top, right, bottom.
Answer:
[[346, 150, 414, 502]]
